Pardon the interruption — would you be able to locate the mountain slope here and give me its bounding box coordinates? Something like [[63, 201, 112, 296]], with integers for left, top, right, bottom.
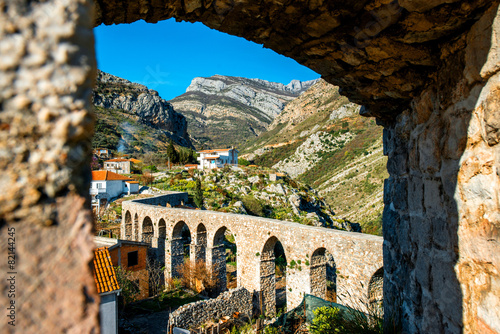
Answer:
[[92, 70, 193, 154], [169, 75, 318, 149], [241, 79, 387, 235]]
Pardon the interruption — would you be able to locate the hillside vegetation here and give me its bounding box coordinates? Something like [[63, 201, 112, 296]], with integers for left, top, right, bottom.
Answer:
[[152, 166, 360, 232], [241, 80, 387, 235]]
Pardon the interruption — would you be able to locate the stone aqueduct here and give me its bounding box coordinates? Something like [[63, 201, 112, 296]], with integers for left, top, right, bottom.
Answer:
[[2, 0, 500, 333], [122, 193, 383, 315]]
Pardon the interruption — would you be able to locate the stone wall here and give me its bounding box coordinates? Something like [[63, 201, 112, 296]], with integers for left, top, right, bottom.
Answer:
[[0, 1, 98, 333], [168, 287, 252, 330], [382, 4, 500, 333], [2, 1, 499, 333], [122, 194, 383, 314], [132, 191, 188, 207]]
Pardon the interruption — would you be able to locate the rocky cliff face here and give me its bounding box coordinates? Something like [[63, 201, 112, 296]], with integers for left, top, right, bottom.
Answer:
[[241, 80, 387, 234], [93, 70, 192, 148], [169, 75, 317, 149]]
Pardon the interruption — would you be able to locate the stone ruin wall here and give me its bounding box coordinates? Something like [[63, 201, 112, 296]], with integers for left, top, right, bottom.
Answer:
[[168, 287, 253, 331], [1, 0, 499, 333], [0, 1, 98, 333], [133, 192, 188, 207], [383, 5, 500, 333], [123, 194, 383, 316]]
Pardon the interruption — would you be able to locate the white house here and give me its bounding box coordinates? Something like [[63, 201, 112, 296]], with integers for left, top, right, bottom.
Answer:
[[104, 158, 131, 174], [197, 148, 238, 170], [90, 170, 139, 201]]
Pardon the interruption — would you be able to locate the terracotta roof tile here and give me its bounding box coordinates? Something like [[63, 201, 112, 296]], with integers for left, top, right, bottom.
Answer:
[[92, 247, 120, 294], [92, 170, 134, 181], [104, 158, 131, 163]]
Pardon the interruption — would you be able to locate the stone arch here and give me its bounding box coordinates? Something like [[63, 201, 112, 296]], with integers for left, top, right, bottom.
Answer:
[[170, 221, 191, 278], [310, 248, 337, 302], [211, 226, 238, 294], [368, 267, 383, 311], [157, 218, 166, 262], [124, 210, 132, 239], [193, 223, 207, 263], [142, 216, 154, 244], [133, 213, 139, 241], [260, 236, 287, 316]]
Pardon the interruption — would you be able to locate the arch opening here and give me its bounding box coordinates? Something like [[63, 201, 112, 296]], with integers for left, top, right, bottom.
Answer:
[[171, 221, 191, 278], [368, 267, 383, 313], [141, 216, 154, 244], [310, 248, 337, 302], [260, 236, 287, 316], [212, 226, 237, 294], [124, 210, 132, 239], [194, 223, 207, 263], [157, 218, 166, 262]]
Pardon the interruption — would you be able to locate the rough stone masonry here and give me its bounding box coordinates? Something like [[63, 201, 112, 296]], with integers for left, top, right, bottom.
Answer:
[[0, 0, 499, 333], [122, 193, 383, 316], [168, 287, 253, 331]]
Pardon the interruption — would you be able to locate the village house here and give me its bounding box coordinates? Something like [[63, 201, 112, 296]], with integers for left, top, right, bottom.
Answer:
[[94, 148, 111, 159], [95, 237, 150, 301], [197, 147, 238, 170], [90, 170, 139, 201], [92, 247, 121, 334], [104, 158, 131, 174]]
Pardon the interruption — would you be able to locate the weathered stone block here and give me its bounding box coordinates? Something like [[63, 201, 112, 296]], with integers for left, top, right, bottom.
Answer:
[[408, 176, 424, 213]]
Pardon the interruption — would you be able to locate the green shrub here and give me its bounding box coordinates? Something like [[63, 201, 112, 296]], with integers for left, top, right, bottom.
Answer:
[[310, 304, 384, 334], [310, 306, 345, 334], [239, 158, 250, 166], [241, 195, 264, 217]]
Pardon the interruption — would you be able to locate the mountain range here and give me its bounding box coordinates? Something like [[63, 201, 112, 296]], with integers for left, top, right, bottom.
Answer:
[[169, 75, 318, 149], [92, 71, 385, 234]]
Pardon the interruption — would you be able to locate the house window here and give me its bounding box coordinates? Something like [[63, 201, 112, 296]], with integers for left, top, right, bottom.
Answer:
[[127, 251, 139, 267], [96, 183, 101, 189]]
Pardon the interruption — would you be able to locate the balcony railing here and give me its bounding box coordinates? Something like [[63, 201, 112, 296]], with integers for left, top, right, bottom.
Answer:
[[90, 188, 107, 195]]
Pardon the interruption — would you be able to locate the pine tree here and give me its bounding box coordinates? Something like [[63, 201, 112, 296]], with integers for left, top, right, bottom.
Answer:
[[194, 178, 204, 208]]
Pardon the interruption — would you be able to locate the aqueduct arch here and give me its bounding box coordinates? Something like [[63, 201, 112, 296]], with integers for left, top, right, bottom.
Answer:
[[123, 193, 383, 314], [1, 1, 499, 333]]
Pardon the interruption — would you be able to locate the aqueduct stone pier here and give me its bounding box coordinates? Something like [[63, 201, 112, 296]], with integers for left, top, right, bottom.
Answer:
[[2, 0, 500, 333], [122, 193, 383, 315]]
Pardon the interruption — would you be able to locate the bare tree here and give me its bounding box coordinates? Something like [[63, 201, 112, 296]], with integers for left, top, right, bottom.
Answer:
[[147, 257, 165, 297]]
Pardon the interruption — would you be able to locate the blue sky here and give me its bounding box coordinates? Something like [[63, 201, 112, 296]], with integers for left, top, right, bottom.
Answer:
[[94, 19, 320, 100]]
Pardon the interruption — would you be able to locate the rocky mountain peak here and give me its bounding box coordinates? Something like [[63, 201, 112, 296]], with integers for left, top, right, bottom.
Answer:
[[170, 74, 320, 149], [93, 70, 192, 148]]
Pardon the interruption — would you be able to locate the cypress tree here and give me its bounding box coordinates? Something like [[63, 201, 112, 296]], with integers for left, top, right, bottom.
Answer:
[[194, 178, 204, 208]]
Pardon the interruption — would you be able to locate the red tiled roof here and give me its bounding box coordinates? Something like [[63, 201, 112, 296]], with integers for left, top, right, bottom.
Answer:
[[185, 164, 199, 167], [93, 247, 120, 294], [92, 170, 134, 181], [126, 180, 139, 184], [104, 158, 131, 163], [204, 157, 219, 160]]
